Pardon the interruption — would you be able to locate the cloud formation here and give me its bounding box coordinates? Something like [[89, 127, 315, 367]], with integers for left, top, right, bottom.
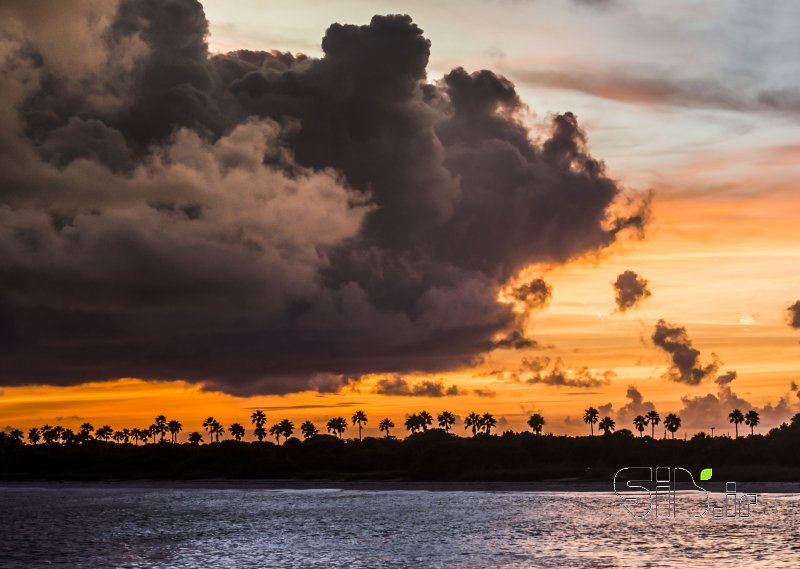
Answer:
[[651, 320, 719, 385], [787, 301, 800, 329], [616, 385, 656, 426], [518, 357, 614, 388], [0, 1, 646, 394], [373, 376, 464, 397], [612, 270, 651, 311]]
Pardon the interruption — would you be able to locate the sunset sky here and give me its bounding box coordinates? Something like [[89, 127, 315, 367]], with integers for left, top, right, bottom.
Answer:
[[1, 0, 799, 439]]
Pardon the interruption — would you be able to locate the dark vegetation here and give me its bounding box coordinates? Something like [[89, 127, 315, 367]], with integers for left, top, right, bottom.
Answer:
[[2, 411, 800, 483]]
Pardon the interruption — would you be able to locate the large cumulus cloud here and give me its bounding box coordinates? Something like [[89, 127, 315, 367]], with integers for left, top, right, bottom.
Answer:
[[0, 1, 646, 394]]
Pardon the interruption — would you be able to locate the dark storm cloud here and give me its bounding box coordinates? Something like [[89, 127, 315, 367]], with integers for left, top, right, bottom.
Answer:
[[0, 1, 647, 394], [651, 320, 719, 385], [612, 270, 651, 311], [373, 376, 464, 397], [787, 301, 800, 329]]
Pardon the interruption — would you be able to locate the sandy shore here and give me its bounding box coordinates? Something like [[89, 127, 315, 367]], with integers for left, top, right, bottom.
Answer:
[[2, 478, 799, 493]]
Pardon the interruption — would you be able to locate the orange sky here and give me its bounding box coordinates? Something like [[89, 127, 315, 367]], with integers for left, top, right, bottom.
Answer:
[[2, 1, 800, 439]]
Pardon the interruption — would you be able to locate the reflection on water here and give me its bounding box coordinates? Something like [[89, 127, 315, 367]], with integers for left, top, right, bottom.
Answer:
[[0, 485, 797, 568]]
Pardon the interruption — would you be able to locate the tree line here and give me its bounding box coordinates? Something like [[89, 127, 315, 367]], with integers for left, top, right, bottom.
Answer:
[[0, 406, 767, 447]]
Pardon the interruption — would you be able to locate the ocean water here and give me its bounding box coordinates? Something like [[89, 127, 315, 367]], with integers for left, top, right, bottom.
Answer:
[[0, 485, 797, 568]]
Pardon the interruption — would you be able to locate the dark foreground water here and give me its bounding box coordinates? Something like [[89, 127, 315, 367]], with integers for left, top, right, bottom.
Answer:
[[0, 485, 797, 568]]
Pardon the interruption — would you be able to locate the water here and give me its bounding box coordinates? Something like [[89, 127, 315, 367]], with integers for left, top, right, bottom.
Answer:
[[0, 485, 797, 568]]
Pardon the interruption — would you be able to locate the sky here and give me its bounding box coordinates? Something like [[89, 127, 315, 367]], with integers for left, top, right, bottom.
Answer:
[[1, 0, 799, 439]]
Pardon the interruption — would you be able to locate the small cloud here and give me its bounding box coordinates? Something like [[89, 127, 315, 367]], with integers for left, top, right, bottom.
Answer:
[[612, 270, 651, 311], [518, 356, 614, 388], [490, 330, 540, 350], [510, 278, 552, 310], [787, 301, 800, 329], [374, 376, 465, 397], [616, 385, 655, 425], [472, 387, 497, 398], [715, 371, 738, 386]]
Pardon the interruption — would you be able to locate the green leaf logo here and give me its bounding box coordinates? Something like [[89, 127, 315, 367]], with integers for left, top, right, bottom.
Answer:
[[700, 468, 713, 481]]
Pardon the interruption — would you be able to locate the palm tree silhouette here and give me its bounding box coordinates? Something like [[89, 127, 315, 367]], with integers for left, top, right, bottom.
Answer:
[[229, 422, 245, 441], [131, 428, 144, 445], [95, 425, 113, 441], [78, 423, 94, 443], [153, 415, 168, 442], [352, 410, 368, 441], [464, 412, 481, 436], [480, 413, 497, 435], [418, 411, 433, 431], [583, 407, 599, 436], [269, 423, 283, 445], [326, 417, 347, 439], [527, 413, 545, 435], [168, 420, 183, 443], [729, 409, 744, 438], [379, 418, 394, 437], [202, 417, 216, 442], [300, 421, 318, 439], [632, 415, 647, 437], [279, 419, 294, 442], [645, 410, 660, 438], [404, 414, 421, 434], [664, 413, 681, 439], [251, 410, 267, 442], [8, 429, 23, 444], [598, 416, 616, 435], [27, 428, 40, 445], [187, 431, 203, 445], [437, 411, 456, 432], [744, 410, 760, 435], [211, 421, 224, 443]]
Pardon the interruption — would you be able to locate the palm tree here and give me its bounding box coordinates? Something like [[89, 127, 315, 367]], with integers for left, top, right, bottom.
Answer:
[[480, 413, 497, 435], [202, 417, 218, 442], [351, 410, 368, 441], [78, 423, 94, 443], [437, 411, 456, 432], [269, 423, 283, 445], [598, 416, 616, 435], [379, 418, 394, 437], [729, 409, 744, 438], [141, 426, 154, 444], [153, 415, 168, 442], [405, 414, 421, 434], [326, 417, 347, 439], [646, 410, 660, 438], [95, 425, 113, 441], [279, 419, 294, 442], [583, 407, 599, 436], [464, 412, 481, 436], [251, 410, 267, 442], [27, 427, 40, 445], [113, 430, 125, 443], [527, 413, 545, 435], [131, 428, 144, 445], [121, 428, 131, 444], [418, 411, 433, 431], [744, 410, 760, 435], [300, 421, 318, 439], [168, 420, 183, 443], [7, 429, 23, 444], [229, 422, 245, 441], [211, 421, 224, 443], [187, 431, 203, 445], [632, 415, 647, 437], [664, 413, 682, 439]]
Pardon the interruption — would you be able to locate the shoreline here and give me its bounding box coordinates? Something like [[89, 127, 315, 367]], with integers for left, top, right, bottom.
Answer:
[[2, 478, 799, 493]]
